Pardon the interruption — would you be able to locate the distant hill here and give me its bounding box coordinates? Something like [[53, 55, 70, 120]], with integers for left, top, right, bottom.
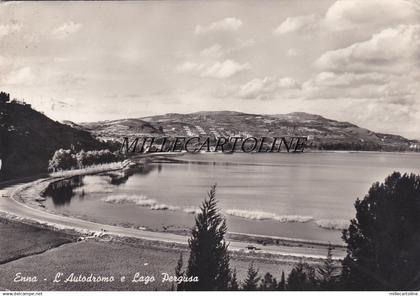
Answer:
[[0, 102, 105, 181], [81, 118, 163, 140], [80, 111, 419, 152], [61, 120, 86, 130]]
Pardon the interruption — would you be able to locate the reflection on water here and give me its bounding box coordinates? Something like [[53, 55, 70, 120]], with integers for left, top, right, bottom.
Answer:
[[43, 164, 157, 206], [42, 175, 84, 206]]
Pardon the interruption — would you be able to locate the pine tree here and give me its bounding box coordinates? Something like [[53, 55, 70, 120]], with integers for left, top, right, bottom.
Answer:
[[287, 262, 317, 291], [185, 184, 231, 290], [342, 172, 420, 290], [228, 268, 240, 291], [259, 272, 277, 290], [278, 271, 286, 291], [242, 262, 261, 291], [175, 252, 185, 291], [318, 243, 337, 290]]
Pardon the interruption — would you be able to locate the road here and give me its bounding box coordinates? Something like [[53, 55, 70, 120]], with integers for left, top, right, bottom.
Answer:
[[0, 180, 345, 261]]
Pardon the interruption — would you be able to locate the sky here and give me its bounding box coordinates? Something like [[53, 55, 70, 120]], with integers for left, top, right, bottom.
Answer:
[[0, 0, 419, 138]]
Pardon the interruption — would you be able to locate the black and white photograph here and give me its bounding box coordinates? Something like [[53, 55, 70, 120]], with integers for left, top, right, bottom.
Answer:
[[0, 0, 420, 293]]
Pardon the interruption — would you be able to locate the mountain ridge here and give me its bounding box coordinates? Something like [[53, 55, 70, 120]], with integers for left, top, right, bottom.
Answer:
[[79, 110, 419, 152]]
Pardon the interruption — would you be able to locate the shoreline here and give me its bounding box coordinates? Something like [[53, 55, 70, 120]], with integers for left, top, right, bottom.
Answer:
[[0, 158, 346, 263]]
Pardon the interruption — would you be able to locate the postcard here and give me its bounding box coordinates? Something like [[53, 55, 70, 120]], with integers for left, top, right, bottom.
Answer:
[[0, 0, 419, 294]]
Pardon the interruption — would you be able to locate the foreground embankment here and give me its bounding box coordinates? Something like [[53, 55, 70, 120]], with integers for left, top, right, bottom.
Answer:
[[0, 213, 307, 291]]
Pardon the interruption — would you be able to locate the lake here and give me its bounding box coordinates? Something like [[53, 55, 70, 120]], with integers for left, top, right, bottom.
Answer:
[[43, 152, 420, 244]]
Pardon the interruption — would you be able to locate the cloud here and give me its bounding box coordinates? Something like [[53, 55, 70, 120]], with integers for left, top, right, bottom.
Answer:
[[301, 70, 419, 104], [274, 14, 320, 35], [302, 72, 386, 100], [2, 67, 35, 85], [305, 72, 388, 88], [0, 23, 22, 38], [323, 0, 420, 31], [314, 24, 420, 73], [176, 60, 250, 79], [199, 39, 255, 59], [1, 64, 87, 87], [336, 99, 420, 138], [273, 0, 420, 35], [225, 76, 300, 100], [200, 44, 223, 58], [175, 61, 205, 73], [235, 38, 255, 49], [52, 21, 82, 39], [0, 55, 7, 66], [195, 17, 243, 34], [55, 72, 86, 85], [200, 60, 250, 79], [286, 48, 299, 57], [1, 1, 22, 6]]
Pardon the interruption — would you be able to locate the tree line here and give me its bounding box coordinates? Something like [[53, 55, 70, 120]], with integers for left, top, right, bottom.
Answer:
[[174, 172, 420, 291], [48, 148, 122, 172]]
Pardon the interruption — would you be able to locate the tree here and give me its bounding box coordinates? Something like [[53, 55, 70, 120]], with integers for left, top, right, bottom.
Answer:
[[342, 172, 420, 290], [259, 272, 277, 291], [318, 243, 338, 290], [242, 262, 261, 291], [76, 149, 87, 168], [278, 271, 286, 291], [175, 252, 185, 291], [286, 262, 317, 291], [0, 91, 10, 103], [228, 268, 240, 291], [185, 184, 231, 290], [48, 149, 77, 171]]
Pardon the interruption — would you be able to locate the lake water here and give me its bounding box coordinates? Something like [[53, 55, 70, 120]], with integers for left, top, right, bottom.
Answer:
[[43, 152, 420, 244]]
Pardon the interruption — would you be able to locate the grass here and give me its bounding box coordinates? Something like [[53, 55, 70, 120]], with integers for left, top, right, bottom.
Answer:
[[0, 217, 74, 264], [0, 215, 296, 291], [0, 238, 295, 291]]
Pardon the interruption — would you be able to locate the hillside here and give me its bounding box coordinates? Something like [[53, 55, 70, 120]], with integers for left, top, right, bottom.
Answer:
[[81, 118, 163, 140], [80, 111, 418, 152], [0, 102, 105, 181]]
